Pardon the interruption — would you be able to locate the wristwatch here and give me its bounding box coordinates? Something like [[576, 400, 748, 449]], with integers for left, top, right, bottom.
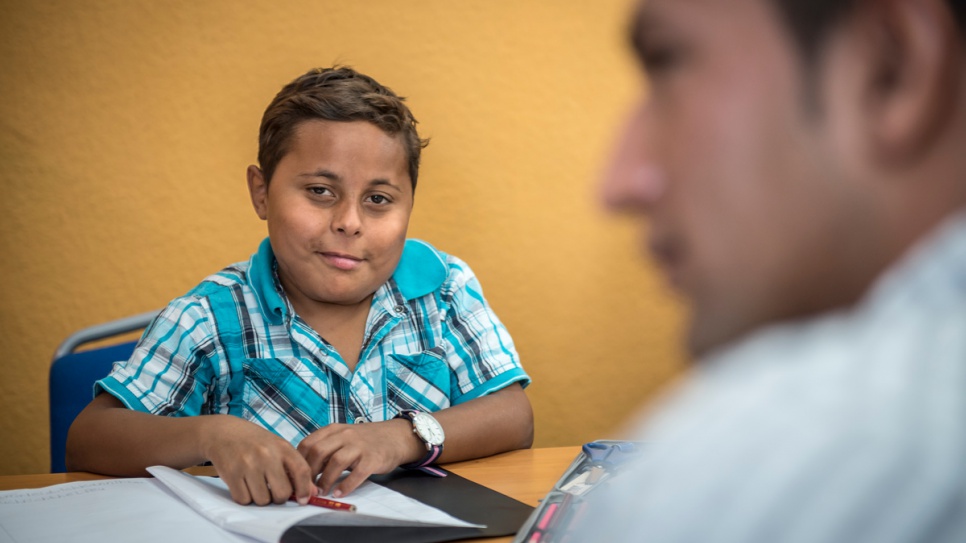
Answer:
[[394, 410, 447, 477]]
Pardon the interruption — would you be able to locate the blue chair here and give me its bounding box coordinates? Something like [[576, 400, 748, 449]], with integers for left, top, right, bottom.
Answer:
[[49, 310, 160, 473]]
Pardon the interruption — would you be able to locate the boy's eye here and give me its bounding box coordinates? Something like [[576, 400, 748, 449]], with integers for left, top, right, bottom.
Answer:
[[367, 194, 391, 205], [308, 186, 333, 196]]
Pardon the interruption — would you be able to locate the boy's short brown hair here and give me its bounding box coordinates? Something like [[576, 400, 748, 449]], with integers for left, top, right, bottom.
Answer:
[[257, 66, 429, 189]]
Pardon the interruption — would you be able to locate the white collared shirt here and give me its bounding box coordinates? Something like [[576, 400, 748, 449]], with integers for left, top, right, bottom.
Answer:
[[578, 211, 966, 543]]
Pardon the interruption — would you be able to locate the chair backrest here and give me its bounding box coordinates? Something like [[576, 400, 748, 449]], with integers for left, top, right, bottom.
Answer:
[[49, 310, 160, 473]]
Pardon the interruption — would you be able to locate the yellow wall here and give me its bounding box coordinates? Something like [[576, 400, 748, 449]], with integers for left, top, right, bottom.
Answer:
[[0, 0, 686, 474]]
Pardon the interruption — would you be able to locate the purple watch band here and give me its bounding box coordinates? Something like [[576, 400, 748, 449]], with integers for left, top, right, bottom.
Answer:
[[396, 410, 447, 478], [402, 449, 447, 477]]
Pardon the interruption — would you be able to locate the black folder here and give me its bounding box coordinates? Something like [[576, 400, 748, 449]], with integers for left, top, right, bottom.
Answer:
[[281, 468, 534, 543]]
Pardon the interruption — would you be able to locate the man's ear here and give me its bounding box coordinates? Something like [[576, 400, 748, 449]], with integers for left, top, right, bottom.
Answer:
[[247, 165, 269, 220], [862, 0, 960, 164]]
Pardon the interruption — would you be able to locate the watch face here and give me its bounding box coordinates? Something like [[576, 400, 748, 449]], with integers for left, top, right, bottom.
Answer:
[[412, 412, 445, 446]]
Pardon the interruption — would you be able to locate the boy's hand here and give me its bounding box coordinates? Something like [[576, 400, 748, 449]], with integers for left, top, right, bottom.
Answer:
[[297, 419, 423, 498], [201, 415, 317, 506]]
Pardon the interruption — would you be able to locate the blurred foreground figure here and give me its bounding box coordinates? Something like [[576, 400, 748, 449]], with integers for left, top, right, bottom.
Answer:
[[579, 0, 966, 541]]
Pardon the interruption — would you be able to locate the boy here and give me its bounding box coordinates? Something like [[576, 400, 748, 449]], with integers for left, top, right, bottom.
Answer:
[[67, 66, 533, 506]]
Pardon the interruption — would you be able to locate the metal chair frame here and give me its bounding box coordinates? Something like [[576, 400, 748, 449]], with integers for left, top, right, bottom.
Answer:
[[49, 309, 160, 472]]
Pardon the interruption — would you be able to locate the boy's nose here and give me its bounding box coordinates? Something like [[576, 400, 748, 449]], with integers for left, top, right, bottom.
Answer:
[[332, 201, 362, 236], [599, 100, 666, 214]]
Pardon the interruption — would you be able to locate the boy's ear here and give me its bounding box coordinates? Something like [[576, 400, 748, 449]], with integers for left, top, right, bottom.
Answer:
[[247, 165, 269, 220], [861, 0, 959, 165]]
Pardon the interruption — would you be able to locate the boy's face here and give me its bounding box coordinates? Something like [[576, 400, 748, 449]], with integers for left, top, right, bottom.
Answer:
[[248, 120, 413, 311], [602, 0, 871, 356]]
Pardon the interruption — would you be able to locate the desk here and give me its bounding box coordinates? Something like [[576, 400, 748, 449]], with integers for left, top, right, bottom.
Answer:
[[0, 446, 580, 543]]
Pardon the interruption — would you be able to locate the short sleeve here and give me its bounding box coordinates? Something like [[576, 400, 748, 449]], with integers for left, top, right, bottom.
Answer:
[[94, 296, 223, 417], [437, 256, 530, 404]]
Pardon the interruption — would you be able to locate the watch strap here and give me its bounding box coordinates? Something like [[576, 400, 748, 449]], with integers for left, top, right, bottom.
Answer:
[[396, 411, 447, 478], [401, 449, 447, 477]]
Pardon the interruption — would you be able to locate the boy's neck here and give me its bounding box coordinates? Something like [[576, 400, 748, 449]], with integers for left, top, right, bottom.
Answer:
[[293, 295, 374, 373]]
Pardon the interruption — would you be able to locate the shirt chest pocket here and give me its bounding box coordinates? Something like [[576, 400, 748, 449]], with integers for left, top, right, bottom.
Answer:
[[386, 348, 452, 411], [240, 357, 330, 423]]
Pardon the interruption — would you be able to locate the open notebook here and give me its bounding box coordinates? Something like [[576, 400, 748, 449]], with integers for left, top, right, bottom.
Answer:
[[0, 466, 533, 543]]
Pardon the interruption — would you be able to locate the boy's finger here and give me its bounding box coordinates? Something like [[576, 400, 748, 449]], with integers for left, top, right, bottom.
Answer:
[[317, 465, 340, 496], [224, 473, 253, 505], [285, 457, 317, 505], [245, 474, 273, 506], [265, 463, 294, 505], [318, 452, 356, 496], [332, 468, 370, 498], [298, 438, 334, 479]]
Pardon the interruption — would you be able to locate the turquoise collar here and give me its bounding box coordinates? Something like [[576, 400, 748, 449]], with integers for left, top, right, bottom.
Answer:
[[248, 237, 447, 326]]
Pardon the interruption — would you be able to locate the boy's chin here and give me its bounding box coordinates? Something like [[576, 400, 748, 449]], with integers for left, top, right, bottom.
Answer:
[[314, 291, 377, 307]]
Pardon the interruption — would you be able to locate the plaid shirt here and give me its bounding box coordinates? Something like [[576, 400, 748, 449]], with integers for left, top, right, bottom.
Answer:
[[97, 238, 529, 446]]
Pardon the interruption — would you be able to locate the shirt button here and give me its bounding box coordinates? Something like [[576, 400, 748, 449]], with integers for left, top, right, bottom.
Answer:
[[394, 305, 406, 315]]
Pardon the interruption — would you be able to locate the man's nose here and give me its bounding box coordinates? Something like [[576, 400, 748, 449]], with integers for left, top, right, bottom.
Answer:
[[599, 101, 665, 213], [331, 200, 362, 236]]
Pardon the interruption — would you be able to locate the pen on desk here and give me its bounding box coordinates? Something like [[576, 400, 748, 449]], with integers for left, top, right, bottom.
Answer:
[[291, 494, 357, 512]]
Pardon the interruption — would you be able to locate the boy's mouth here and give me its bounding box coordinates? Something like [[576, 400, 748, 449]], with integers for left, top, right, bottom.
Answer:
[[319, 251, 364, 271]]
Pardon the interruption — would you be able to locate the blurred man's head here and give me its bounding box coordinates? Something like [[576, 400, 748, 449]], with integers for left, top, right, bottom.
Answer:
[[603, 0, 966, 356], [770, 0, 965, 68]]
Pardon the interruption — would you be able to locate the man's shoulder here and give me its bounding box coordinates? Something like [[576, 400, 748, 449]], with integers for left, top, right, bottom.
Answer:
[[637, 296, 966, 484], [602, 305, 966, 542], [696, 295, 966, 407], [696, 210, 966, 390], [701, 210, 966, 399]]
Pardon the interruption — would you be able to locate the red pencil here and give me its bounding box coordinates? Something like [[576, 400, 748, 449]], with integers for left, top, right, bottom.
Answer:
[[291, 494, 357, 512]]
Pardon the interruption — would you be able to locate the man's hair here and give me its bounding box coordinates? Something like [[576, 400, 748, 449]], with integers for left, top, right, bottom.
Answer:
[[257, 66, 429, 189], [770, 0, 966, 64]]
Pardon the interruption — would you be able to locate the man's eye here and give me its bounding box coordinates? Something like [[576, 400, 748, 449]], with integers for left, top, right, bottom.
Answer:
[[642, 45, 683, 75], [308, 187, 332, 196]]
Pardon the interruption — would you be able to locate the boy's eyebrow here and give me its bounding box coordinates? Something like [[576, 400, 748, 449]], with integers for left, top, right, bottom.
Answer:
[[299, 169, 341, 181], [370, 179, 403, 193]]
